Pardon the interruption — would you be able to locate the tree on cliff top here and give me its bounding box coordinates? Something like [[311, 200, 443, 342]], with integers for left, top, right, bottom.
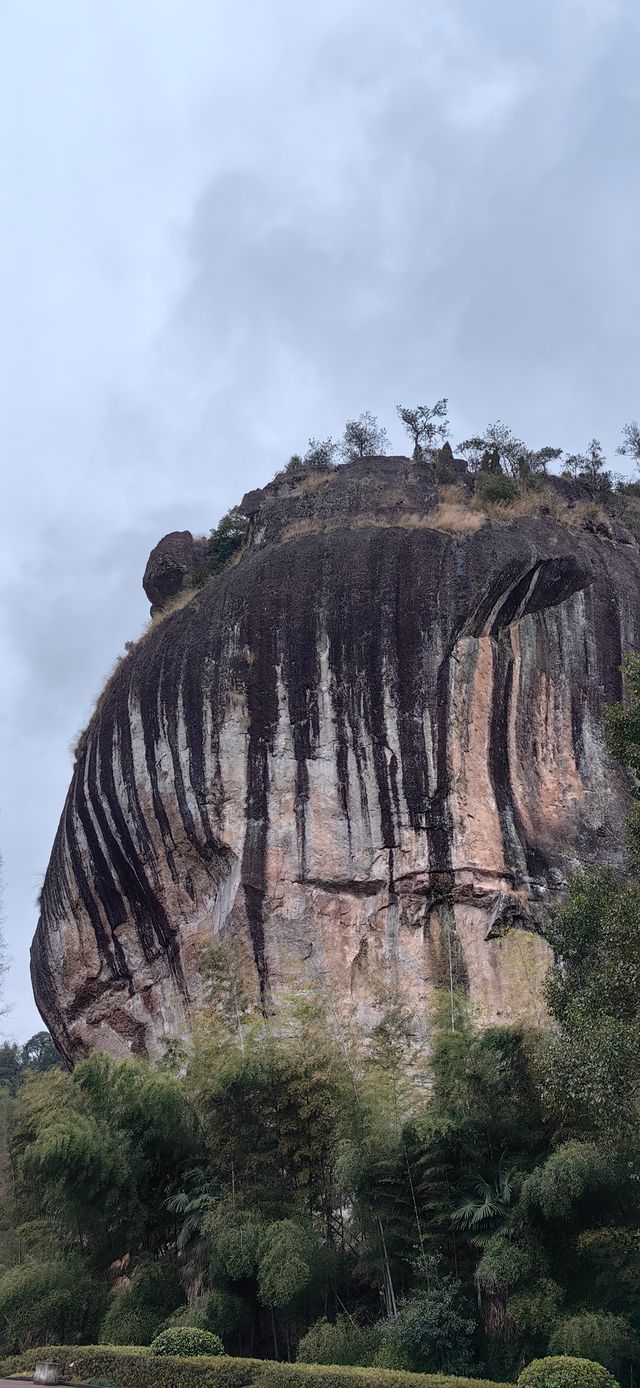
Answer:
[[304, 436, 338, 470], [562, 439, 612, 495], [458, 421, 562, 480], [617, 421, 640, 469], [397, 400, 449, 460], [341, 411, 389, 461]]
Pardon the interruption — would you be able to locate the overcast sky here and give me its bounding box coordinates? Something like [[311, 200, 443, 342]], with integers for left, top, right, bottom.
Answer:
[[1, 0, 639, 1042]]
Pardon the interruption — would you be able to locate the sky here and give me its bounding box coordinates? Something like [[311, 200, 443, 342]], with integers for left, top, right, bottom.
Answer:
[[1, 0, 639, 1041]]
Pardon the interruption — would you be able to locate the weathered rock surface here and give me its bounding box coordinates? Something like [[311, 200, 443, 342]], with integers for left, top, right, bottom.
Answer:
[[143, 530, 207, 614], [32, 458, 638, 1063]]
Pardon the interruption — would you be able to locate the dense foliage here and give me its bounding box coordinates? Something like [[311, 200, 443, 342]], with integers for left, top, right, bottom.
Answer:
[[0, 970, 638, 1381]]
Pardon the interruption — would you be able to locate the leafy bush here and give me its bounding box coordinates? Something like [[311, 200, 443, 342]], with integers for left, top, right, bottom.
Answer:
[[549, 1315, 640, 1381], [297, 1317, 381, 1367], [475, 473, 519, 504], [151, 1327, 224, 1357], [376, 1283, 475, 1375], [187, 509, 249, 589], [518, 1356, 620, 1388], [0, 1257, 105, 1352]]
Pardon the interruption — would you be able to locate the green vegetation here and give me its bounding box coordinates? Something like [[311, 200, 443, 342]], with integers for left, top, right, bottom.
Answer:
[[298, 1319, 382, 1368], [0, 960, 638, 1380], [151, 1328, 224, 1357], [187, 509, 249, 590], [279, 399, 640, 504], [0, 1344, 511, 1388], [0, 1257, 105, 1351], [0, 1029, 61, 1094], [474, 474, 519, 504], [517, 1358, 619, 1388]]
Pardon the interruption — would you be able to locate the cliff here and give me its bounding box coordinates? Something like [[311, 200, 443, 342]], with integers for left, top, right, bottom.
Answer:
[[32, 456, 638, 1063]]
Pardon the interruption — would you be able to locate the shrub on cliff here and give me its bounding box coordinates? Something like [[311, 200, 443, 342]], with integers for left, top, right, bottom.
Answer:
[[562, 440, 612, 497], [518, 1356, 619, 1388], [188, 510, 248, 588], [475, 473, 519, 504]]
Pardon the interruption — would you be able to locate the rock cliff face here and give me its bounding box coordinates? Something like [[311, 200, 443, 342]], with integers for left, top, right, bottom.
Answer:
[[32, 458, 638, 1063]]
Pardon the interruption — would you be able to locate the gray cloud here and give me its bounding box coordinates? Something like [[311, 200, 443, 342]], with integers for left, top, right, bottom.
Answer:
[[1, 0, 639, 1039]]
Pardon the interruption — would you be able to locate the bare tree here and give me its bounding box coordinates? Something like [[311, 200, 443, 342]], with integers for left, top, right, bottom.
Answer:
[[397, 400, 449, 460], [340, 411, 389, 462]]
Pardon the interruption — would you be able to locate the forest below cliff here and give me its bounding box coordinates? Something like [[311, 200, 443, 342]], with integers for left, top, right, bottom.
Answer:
[[1, 663, 640, 1383]]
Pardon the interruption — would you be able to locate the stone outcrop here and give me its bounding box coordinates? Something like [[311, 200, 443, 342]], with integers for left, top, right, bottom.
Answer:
[[239, 454, 439, 550], [143, 530, 207, 614], [32, 457, 638, 1063]]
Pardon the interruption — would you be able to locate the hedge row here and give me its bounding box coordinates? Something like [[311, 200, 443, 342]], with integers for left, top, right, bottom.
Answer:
[[0, 1344, 510, 1388]]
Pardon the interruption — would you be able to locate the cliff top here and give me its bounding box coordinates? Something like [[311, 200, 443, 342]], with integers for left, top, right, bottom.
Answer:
[[142, 449, 640, 616]]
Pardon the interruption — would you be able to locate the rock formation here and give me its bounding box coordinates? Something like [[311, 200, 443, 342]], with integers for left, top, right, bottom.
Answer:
[[32, 456, 638, 1064], [143, 530, 208, 616]]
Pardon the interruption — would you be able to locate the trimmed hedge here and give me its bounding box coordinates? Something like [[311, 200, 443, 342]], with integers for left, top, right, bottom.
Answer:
[[0, 1344, 510, 1388], [518, 1357, 620, 1388], [152, 1328, 224, 1357]]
